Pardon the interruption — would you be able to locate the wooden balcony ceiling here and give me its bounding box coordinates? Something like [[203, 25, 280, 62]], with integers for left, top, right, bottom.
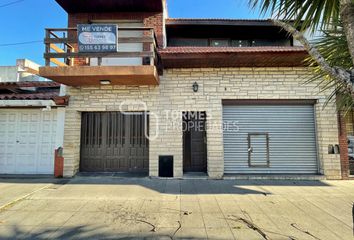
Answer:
[[160, 47, 308, 68], [55, 0, 163, 13], [39, 66, 159, 86]]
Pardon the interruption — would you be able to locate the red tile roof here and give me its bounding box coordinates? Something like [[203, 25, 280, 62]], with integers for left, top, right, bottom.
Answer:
[[159, 46, 306, 54], [165, 18, 276, 26], [0, 92, 59, 101], [166, 18, 270, 22], [0, 81, 69, 105], [0, 81, 60, 89]]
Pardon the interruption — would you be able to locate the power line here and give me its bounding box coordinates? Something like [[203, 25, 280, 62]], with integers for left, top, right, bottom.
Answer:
[[0, 0, 25, 8], [0, 40, 42, 47]]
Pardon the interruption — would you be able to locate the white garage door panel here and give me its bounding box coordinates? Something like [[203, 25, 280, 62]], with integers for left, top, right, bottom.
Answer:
[[223, 105, 318, 174], [0, 109, 57, 174], [0, 112, 16, 173]]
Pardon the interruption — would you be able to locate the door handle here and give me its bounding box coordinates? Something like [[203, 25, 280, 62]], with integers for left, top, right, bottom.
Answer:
[[16, 140, 20, 143], [248, 147, 253, 153]]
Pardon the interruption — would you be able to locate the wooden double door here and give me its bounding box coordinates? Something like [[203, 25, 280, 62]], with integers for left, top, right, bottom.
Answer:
[[80, 112, 149, 173], [183, 112, 207, 172]]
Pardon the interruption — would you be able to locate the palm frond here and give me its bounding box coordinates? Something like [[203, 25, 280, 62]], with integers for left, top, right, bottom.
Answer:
[[305, 21, 353, 112], [249, 0, 340, 32]]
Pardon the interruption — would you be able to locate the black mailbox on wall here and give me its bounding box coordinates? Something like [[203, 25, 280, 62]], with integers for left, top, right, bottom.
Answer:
[[159, 155, 174, 177]]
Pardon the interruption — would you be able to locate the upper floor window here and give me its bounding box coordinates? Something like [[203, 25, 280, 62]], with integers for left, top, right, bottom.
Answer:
[[210, 39, 229, 47], [168, 38, 292, 47], [168, 38, 209, 47], [231, 40, 251, 47], [89, 21, 144, 66], [252, 39, 291, 47]]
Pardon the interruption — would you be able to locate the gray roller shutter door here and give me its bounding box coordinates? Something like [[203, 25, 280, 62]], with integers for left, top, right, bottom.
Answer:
[[223, 104, 318, 174]]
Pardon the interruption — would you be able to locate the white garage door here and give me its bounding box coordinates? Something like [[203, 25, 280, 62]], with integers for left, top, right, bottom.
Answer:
[[223, 104, 318, 174], [0, 109, 57, 174]]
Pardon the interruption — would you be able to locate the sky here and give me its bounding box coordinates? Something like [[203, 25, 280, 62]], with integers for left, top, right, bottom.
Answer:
[[0, 0, 268, 66]]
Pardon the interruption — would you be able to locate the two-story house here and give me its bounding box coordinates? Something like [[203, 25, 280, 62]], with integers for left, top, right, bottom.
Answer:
[[39, 0, 344, 179]]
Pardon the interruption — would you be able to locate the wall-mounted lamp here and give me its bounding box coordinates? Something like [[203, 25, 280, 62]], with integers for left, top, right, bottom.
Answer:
[[100, 80, 111, 85], [193, 82, 199, 93], [334, 144, 340, 154], [328, 144, 334, 154]]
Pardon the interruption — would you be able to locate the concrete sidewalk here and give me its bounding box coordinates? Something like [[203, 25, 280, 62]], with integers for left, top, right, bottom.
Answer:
[[0, 177, 353, 239], [0, 178, 56, 210]]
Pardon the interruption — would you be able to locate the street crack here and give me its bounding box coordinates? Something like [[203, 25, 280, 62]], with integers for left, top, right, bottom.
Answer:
[[170, 220, 181, 240], [290, 223, 321, 240]]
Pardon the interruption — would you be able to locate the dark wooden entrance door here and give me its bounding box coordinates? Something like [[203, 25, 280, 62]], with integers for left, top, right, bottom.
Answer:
[[80, 112, 149, 173], [183, 112, 207, 172], [350, 157, 354, 176]]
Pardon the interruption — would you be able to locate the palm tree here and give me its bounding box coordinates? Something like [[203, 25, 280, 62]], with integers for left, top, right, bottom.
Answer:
[[249, 0, 354, 111]]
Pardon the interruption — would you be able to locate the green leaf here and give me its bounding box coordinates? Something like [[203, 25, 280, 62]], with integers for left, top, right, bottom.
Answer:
[[249, 0, 340, 32], [304, 20, 353, 112]]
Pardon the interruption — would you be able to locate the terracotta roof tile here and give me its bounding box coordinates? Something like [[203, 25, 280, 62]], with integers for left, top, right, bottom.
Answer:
[[165, 18, 278, 26], [0, 81, 63, 102], [0, 92, 60, 101], [0, 81, 60, 89], [159, 46, 306, 54], [166, 18, 270, 22]]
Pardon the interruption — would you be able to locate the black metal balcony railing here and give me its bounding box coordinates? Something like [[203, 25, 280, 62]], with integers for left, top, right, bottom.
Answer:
[[44, 27, 161, 68]]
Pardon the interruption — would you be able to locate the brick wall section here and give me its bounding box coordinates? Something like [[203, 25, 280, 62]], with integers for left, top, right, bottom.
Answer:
[[338, 111, 350, 179], [62, 67, 342, 179]]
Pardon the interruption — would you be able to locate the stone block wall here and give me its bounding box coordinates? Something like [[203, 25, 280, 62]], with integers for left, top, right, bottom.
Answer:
[[62, 67, 342, 179]]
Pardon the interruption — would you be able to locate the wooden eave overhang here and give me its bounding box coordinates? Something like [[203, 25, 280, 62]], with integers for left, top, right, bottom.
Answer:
[[159, 47, 308, 68], [39, 66, 160, 87], [55, 0, 164, 13]]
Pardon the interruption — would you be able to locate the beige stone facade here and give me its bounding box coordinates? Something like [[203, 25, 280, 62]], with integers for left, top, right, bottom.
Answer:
[[62, 67, 341, 179]]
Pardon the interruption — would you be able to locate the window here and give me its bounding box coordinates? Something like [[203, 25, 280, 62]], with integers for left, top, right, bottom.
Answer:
[[345, 111, 354, 135], [252, 39, 291, 47], [89, 21, 144, 66], [167, 37, 291, 47], [169, 38, 209, 47], [231, 40, 251, 47], [210, 39, 230, 47]]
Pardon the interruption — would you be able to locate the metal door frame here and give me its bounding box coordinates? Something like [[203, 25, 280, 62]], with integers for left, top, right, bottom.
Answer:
[[182, 111, 208, 172], [247, 132, 270, 168]]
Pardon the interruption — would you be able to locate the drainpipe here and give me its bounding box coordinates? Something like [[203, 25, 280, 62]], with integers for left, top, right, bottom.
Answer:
[[59, 84, 67, 97]]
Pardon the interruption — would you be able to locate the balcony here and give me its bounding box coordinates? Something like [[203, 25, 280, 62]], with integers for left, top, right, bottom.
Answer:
[[39, 27, 161, 86]]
